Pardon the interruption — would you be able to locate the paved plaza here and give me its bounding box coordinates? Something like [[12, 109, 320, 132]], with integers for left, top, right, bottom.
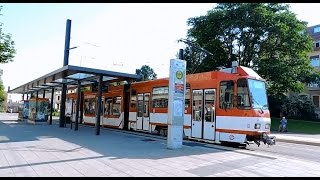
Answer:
[[0, 115, 320, 176]]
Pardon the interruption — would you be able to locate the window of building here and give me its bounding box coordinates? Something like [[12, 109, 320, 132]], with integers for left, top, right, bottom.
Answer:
[[312, 95, 320, 108], [152, 87, 169, 108], [219, 80, 234, 109], [298, 94, 309, 99], [314, 27, 320, 33], [316, 42, 320, 48], [308, 83, 319, 88], [310, 55, 320, 67], [57, 96, 60, 101]]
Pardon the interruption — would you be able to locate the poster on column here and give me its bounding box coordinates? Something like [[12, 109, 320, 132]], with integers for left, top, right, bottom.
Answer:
[[168, 59, 186, 126]]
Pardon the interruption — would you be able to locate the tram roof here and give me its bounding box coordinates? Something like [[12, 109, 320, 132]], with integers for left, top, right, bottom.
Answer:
[[8, 65, 141, 94]]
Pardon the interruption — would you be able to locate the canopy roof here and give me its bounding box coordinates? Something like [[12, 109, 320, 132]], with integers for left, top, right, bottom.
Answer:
[[9, 65, 140, 94]]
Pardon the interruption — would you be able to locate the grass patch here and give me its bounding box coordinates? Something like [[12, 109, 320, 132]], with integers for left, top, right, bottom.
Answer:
[[52, 112, 60, 117], [271, 117, 320, 134]]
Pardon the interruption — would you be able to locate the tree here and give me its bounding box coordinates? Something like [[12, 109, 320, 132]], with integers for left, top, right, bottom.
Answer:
[[0, 6, 16, 111], [135, 65, 157, 81], [0, 80, 5, 112], [183, 3, 315, 96], [0, 6, 16, 63], [281, 95, 317, 121]]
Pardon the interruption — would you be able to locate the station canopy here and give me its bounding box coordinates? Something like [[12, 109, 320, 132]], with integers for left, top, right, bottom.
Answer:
[[8, 65, 140, 94]]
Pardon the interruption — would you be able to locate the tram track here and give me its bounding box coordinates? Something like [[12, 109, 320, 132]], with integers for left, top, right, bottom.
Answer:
[[78, 123, 280, 160], [77, 122, 320, 163]]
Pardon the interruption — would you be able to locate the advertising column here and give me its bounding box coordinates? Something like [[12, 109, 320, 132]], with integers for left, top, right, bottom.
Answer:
[[167, 59, 186, 149]]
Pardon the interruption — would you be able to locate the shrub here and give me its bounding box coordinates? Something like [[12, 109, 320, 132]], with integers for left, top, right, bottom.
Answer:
[[281, 95, 318, 121]]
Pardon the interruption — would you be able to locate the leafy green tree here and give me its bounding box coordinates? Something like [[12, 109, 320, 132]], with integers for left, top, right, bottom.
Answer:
[[281, 95, 317, 121], [0, 6, 16, 111], [135, 65, 157, 81], [0, 6, 16, 63], [0, 80, 6, 112], [183, 3, 315, 96]]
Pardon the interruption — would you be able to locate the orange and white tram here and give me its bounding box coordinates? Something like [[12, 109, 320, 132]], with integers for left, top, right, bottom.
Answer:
[[66, 64, 275, 146]]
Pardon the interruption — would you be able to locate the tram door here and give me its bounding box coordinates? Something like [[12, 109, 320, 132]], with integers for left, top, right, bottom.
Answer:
[[96, 97, 104, 126], [136, 93, 150, 131], [191, 89, 216, 140]]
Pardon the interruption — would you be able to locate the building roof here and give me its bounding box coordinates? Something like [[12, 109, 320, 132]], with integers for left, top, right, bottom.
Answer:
[[308, 24, 320, 40], [8, 65, 140, 94]]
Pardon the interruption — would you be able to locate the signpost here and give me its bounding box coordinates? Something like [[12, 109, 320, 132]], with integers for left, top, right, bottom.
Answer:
[[167, 59, 186, 149]]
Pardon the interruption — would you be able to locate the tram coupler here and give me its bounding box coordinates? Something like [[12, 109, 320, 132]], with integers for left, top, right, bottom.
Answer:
[[261, 133, 276, 147]]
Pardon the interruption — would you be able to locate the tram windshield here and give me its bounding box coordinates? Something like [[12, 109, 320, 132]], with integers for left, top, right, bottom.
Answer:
[[248, 79, 268, 110]]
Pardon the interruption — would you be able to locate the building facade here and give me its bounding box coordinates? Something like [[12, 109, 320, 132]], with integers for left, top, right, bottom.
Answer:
[[296, 24, 320, 117]]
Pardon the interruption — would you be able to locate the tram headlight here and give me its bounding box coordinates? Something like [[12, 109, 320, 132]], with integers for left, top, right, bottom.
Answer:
[[254, 123, 261, 129], [265, 123, 270, 129]]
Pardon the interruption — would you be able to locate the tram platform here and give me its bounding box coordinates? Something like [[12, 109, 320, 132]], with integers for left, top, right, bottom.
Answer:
[[1, 113, 320, 177]]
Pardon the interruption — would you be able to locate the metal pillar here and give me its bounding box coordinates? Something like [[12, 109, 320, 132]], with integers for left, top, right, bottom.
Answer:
[[123, 83, 130, 131], [49, 88, 54, 125], [95, 75, 103, 135], [75, 81, 81, 131], [43, 89, 46, 98], [59, 84, 67, 127], [35, 91, 39, 118], [80, 92, 84, 124], [63, 19, 72, 66], [59, 19, 72, 128], [179, 49, 184, 60]]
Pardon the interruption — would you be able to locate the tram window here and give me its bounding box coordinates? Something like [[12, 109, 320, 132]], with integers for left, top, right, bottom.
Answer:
[[204, 90, 215, 122], [104, 98, 112, 115], [144, 95, 150, 117], [237, 78, 251, 109], [112, 96, 121, 116], [219, 81, 234, 109], [185, 88, 190, 110], [130, 95, 137, 108], [152, 87, 169, 108], [84, 98, 96, 115], [137, 94, 143, 117]]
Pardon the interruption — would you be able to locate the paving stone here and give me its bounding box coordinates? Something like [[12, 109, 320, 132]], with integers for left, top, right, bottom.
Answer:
[[1, 117, 320, 177]]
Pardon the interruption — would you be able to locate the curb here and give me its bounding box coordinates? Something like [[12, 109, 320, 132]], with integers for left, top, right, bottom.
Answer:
[[276, 138, 320, 147], [51, 120, 320, 147]]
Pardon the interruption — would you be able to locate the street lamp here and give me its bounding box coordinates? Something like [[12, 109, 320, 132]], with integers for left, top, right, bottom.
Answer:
[[68, 46, 79, 50]]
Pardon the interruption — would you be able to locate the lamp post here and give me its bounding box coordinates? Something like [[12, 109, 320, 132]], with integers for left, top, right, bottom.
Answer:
[[60, 19, 73, 127]]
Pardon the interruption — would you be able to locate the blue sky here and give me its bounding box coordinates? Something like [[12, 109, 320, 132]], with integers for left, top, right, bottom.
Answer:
[[1, 3, 320, 101]]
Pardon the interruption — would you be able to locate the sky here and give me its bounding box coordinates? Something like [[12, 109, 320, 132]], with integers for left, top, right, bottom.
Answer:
[[1, 3, 320, 101]]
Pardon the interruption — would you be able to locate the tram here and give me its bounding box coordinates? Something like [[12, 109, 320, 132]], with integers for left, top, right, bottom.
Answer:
[[66, 63, 275, 146]]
